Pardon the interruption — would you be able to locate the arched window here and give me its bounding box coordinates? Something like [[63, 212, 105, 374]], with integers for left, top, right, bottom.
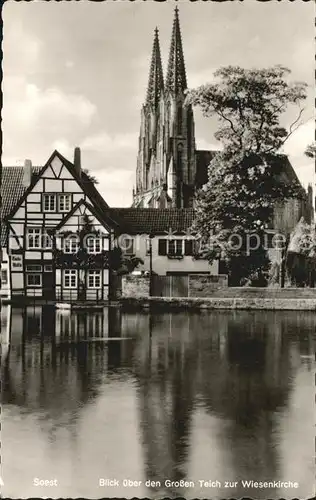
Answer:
[[177, 106, 183, 134], [177, 144, 183, 178]]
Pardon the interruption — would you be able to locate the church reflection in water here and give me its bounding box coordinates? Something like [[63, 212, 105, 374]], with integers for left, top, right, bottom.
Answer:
[[1, 305, 314, 498]]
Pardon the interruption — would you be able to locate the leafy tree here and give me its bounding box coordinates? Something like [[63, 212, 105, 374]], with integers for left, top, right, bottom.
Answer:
[[186, 65, 307, 285], [109, 246, 144, 276], [83, 168, 99, 184], [304, 142, 316, 159], [286, 218, 316, 287]]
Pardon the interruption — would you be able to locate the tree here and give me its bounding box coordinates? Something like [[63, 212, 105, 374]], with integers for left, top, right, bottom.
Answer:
[[286, 218, 316, 287], [186, 65, 307, 285], [304, 143, 316, 159], [109, 246, 144, 276], [83, 168, 99, 184]]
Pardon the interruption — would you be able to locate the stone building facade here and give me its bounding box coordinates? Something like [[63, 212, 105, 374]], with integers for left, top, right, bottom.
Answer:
[[133, 7, 313, 235]]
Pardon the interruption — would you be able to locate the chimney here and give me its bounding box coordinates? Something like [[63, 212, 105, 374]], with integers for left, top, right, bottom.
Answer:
[[23, 159, 32, 187], [73, 147, 81, 178]]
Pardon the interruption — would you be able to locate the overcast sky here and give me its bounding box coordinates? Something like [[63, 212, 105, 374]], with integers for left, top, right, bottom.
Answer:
[[3, 0, 315, 206]]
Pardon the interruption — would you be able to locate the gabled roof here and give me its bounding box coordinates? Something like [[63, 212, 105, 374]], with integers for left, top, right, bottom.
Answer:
[[5, 150, 109, 222], [1, 149, 110, 246], [55, 198, 120, 233], [107, 208, 195, 235], [1, 166, 41, 246]]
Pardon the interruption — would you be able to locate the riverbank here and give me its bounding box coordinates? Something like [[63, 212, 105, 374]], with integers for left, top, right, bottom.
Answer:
[[121, 296, 316, 311], [2, 288, 316, 310]]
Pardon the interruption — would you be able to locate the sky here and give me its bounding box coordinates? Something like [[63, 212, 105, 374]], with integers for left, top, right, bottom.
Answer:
[[2, 0, 315, 207]]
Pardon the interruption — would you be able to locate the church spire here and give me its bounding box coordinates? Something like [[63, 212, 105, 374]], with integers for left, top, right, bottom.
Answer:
[[146, 27, 164, 109], [165, 7, 187, 95]]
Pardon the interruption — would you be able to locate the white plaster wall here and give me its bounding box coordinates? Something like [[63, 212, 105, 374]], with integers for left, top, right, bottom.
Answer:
[[0, 253, 10, 297], [11, 272, 23, 290], [45, 179, 62, 192], [129, 235, 217, 275]]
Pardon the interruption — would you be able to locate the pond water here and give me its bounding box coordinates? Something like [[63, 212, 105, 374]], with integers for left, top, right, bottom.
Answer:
[[1, 305, 315, 498]]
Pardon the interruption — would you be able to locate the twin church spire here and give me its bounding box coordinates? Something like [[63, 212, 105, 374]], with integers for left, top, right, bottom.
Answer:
[[134, 8, 196, 209], [145, 7, 187, 108]]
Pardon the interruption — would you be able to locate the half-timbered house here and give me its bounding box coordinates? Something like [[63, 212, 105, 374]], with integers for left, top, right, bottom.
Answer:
[[53, 199, 114, 301], [2, 148, 115, 301]]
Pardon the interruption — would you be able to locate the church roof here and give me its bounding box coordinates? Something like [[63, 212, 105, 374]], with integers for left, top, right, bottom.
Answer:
[[195, 149, 305, 193], [107, 208, 195, 235]]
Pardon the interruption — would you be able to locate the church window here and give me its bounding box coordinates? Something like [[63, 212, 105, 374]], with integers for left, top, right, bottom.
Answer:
[[177, 144, 183, 175], [177, 106, 183, 134]]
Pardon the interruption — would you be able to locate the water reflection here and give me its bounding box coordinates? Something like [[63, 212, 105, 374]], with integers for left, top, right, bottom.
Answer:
[[1, 306, 315, 499]]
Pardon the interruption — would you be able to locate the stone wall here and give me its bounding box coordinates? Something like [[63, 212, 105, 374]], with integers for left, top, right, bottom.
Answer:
[[122, 275, 150, 298], [189, 274, 228, 297], [121, 295, 316, 311]]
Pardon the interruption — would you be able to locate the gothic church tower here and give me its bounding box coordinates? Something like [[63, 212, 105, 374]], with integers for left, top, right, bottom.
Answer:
[[133, 8, 196, 208]]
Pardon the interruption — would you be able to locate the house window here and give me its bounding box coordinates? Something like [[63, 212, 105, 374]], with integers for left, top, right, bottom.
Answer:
[[26, 265, 42, 272], [27, 228, 41, 249], [43, 231, 53, 249], [63, 269, 77, 288], [64, 236, 79, 254], [44, 265, 53, 272], [168, 239, 183, 256], [58, 194, 71, 212], [1, 270, 8, 285], [158, 239, 195, 257], [27, 228, 52, 249], [26, 273, 42, 287], [86, 236, 102, 254], [87, 270, 102, 289], [43, 194, 56, 212]]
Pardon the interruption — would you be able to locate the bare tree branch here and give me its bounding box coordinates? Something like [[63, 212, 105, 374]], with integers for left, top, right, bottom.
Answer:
[[215, 107, 243, 148], [262, 107, 308, 155]]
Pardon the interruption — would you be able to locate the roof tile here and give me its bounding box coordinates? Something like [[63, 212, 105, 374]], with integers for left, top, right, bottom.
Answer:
[[107, 208, 195, 234], [1, 166, 41, 246]]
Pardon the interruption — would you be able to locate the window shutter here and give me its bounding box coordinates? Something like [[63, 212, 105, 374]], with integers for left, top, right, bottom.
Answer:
[[184, 240, 193, 255], [158, 239, 167, 256]]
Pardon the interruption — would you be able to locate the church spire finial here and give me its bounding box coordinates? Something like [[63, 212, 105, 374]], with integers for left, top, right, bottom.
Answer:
[[165, 7, 187, 95], [146, 27, 164, 109]]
